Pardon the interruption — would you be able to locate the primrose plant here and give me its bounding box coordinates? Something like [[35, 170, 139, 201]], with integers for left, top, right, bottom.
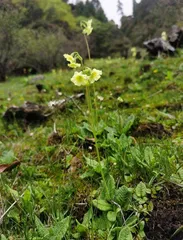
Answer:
[[64, 19, 109, 200], [63, 19, 102, 160], [64, 20, 102, 88]]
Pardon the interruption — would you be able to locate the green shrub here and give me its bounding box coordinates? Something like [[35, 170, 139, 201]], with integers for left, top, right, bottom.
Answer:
[[19, 29, 67, 73], [0, 9, 22, 81]]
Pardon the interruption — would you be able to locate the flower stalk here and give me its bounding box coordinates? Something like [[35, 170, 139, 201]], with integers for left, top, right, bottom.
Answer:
[[63, 19, 108, 195]]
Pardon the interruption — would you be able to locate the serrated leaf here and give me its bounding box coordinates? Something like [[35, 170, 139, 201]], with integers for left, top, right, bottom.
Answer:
[[115, 186, 132, 208], [118, 227, 133, 240], [135, 182, 146, 198], [80, 170, 94, 179], [35, 216, 49, 238], [50, 216, 70, 239], [92, 199, 112, 211], [93, 213, 112, 230], [86, 158, 101, 173]]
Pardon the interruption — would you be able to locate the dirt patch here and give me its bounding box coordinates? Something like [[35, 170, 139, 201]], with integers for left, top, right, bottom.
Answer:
[[145, 185, 183, 240], [140, 64, 151, 74], [165, 83, 178, 90], [132, 123, 171, 138], [47, 131, 63, 145]]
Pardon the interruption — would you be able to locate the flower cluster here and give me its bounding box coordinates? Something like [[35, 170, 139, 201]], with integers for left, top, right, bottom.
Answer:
[[63, 53, 102, 86], [63, 52, 82, 69], [80, 19, 93, 36], [63, 19, 102, 86], [71, 68, 102, 86]]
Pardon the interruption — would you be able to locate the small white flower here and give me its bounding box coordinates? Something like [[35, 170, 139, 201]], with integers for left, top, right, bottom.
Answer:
[[71, 71, 89, 86], [97, 96, 104, 101]]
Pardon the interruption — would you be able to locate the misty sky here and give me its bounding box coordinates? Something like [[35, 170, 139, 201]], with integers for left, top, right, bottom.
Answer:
[[69, 0, 141, 25]]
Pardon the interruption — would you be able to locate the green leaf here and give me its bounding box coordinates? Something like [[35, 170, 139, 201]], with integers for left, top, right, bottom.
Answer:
[[148, 201, 154, 212], [50, 216, 70, 239], [122, 115, 135, 134], [35, 216, 49, 238], [115, 186, 132, 208], [107, 211, 117, 222], [83, 207, 93, 226], [144, 147, 154, 165], [0, 150, 16, 164], [92, 199, 112, 211], [7, 209, 20, 223], [1, 234, 8, 240], [139, 220, 145, 231], [80, 170, 95, 179], [177, 168, 183, 180], [126, 215, 138, 227], [76, 220, 88, 233], [93, 213, 112, 230], [23, 189, 31, 203], [105, 174, 115, 200], [135, 182, 147, 198], [118, 227, 133, 240], [6, 185, 19, 199], [86, 157, 101, 173]]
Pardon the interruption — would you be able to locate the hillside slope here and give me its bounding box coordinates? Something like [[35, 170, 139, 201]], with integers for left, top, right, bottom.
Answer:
[[122, 0, 183, 46]]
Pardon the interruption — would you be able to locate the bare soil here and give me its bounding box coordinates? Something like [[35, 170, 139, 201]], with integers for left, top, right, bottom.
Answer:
[[145, 185, 183, 240]]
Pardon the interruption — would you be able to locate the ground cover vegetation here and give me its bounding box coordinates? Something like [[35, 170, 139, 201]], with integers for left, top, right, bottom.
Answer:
[[0, 0, 183, 239], [0, 43, 183, 239]]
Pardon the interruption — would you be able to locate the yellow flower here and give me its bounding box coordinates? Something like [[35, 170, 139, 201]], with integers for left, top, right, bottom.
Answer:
[[63, 54, 75, 63], [131, 47, 137, 58], [82, 19, 93, 36], [63, 53, 81, 69], [71, 71, 89, 86], [68, 62, 81, 69], [89, 68, 102, 83], [161, 31, 167, 41]]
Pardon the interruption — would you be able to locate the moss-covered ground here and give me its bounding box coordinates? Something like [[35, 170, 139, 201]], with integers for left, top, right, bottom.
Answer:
[[0, 57, 183, 239]]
